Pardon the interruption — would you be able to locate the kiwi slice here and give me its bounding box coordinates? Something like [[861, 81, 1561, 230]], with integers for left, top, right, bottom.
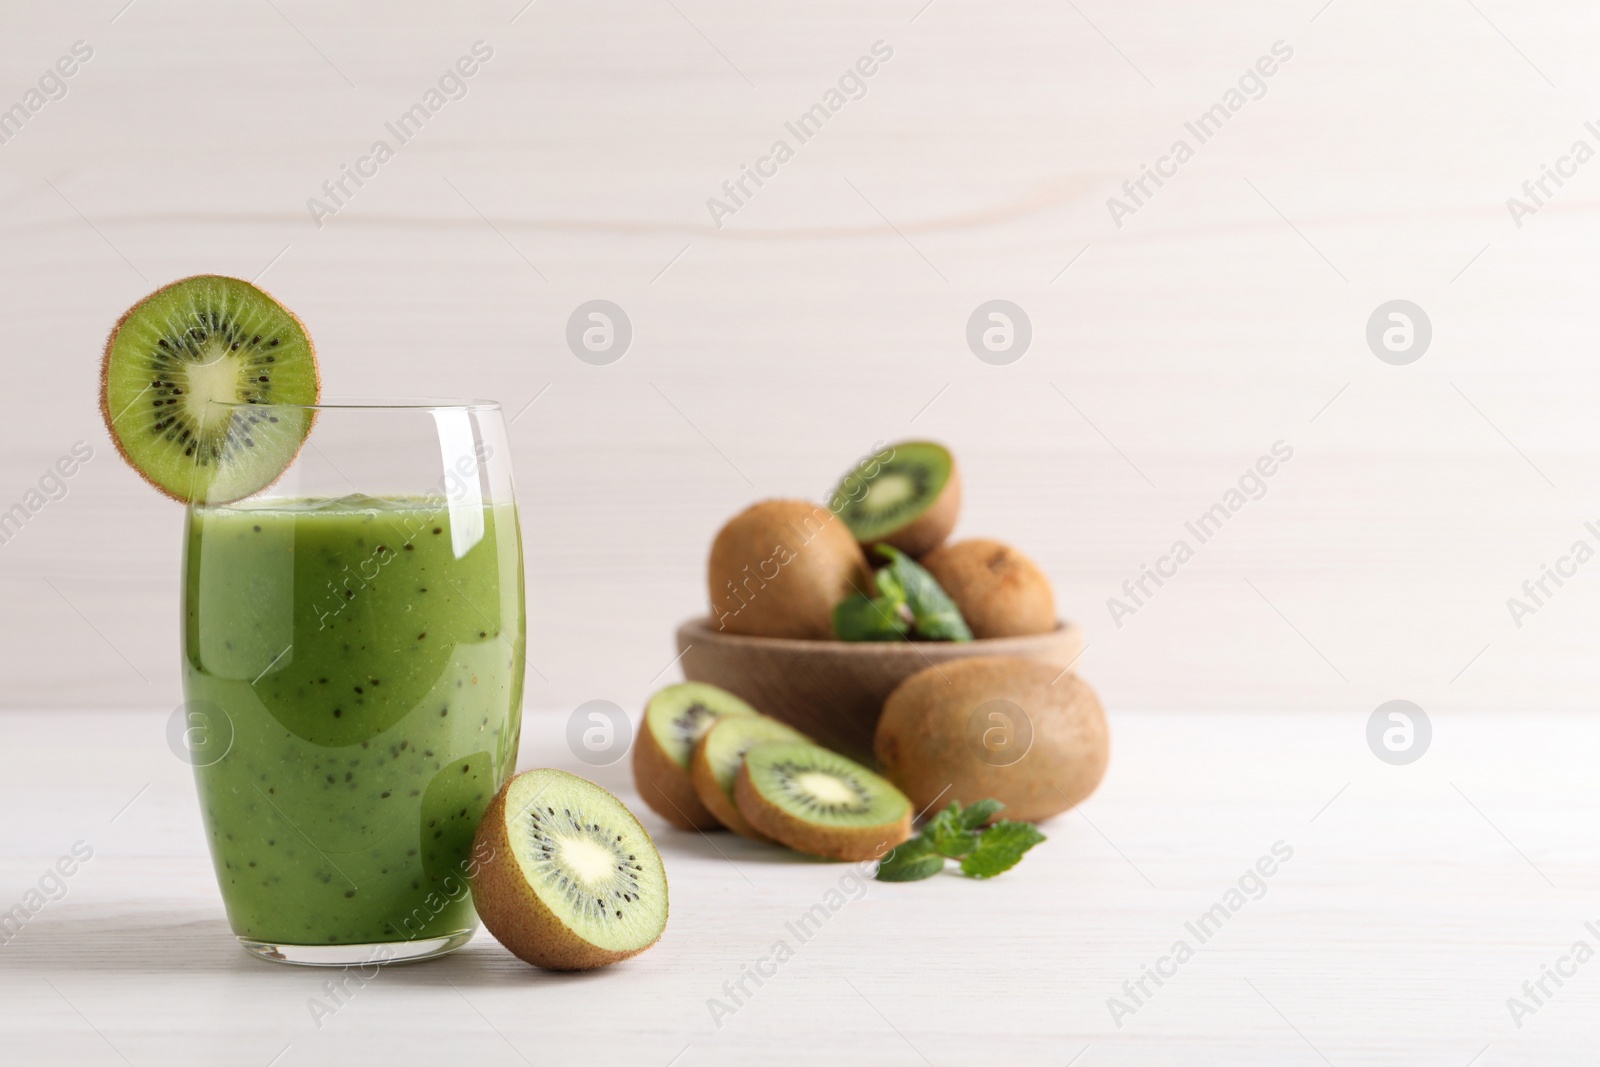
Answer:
[[470, 768, 668, 971], [828, 441, 961, 557], [689, 715, 809, 840], [100, 275, 320, 503], [632, 682, 759, 831], [733, 741, 912, 861]]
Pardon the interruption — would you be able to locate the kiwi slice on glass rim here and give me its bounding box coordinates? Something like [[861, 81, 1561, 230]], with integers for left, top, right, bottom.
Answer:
[[632, 682, 759, 831], [471, 769, 668, 971], [829, 440, 961, 557], [733, 740, 912, 861], [99, 275, 320, 503], [689, 714, 809, 841]]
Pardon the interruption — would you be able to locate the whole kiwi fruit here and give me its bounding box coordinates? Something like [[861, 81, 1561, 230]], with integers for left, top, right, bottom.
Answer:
[[875, 655, 1108, 823], [919, 538, 1056, 638], [707, 499, 872, 639]]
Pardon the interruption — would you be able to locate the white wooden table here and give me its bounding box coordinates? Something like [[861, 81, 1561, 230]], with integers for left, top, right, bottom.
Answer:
[[2, 706, 1594, 1065]]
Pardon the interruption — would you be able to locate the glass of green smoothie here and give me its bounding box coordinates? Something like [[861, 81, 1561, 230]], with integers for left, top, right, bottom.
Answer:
[[181, 399, 525, 965]]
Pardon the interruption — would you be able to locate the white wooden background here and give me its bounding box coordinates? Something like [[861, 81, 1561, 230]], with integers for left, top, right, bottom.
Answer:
[[6, 708, 1600, 1066], [3, 0, 1600, 718], [4, 1, 1600, 1061]]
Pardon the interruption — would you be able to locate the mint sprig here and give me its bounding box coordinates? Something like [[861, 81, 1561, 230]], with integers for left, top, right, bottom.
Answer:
[[960, 820, 1047, 879], [833, 545, 973, 642], [874, 799, 1044, 882]]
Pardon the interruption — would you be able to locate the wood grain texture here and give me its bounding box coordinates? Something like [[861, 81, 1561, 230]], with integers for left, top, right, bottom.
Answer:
[[3, 0, 1600, 724], [676, 616, 1085, 761], [3, 707, 1599, 1065]]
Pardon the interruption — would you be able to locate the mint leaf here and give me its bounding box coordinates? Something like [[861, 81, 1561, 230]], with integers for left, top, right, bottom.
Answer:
[[959, 820, 1046, 879], [920, 801, 979, 858], [957, 798, 1005, 830], [875, 838, 945, 881], [876, 546, 972, 642], [874, 563, 907, 604], [834, 593, 910, 642], [920, 801, 963, 842]]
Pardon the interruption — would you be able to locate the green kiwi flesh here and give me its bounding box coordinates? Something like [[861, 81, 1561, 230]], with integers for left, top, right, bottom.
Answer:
[[829, 441, 957, 552], [633, 682, 760, 829], [645, 682, 760, 767], [100, 275, 320, 503], [690, 714, 808, 838], [472, 769, 667, 970], [734, 741, 912, 860]]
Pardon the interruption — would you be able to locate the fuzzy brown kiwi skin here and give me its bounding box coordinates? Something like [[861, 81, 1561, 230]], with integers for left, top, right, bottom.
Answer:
[[707, 499, 873, 640], [632, 718, 723, 831], [875, 655, 1109, 824], [868, 453, 961, 558], [732, 762, 911, 862], [689, 729, 774, 842], [99, 274, 320, 505], [920, 538, 1055, 638], [469, 772, 665, 971]]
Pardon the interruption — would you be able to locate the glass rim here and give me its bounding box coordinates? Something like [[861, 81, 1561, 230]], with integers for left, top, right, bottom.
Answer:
[[206, 396, 502, 412]]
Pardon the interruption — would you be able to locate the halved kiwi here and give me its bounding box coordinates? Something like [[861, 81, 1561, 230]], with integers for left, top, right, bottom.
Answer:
[[470, 768, 668, 971], [632, 682, 759, 831], [689, 715, 809, 840], [100, 275, 320, 503], [733, 741, 912, 861], [828, 441, 960, 557]]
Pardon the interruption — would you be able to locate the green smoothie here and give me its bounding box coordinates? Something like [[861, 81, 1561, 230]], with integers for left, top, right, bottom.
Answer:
[[182, 494, 524, 947]]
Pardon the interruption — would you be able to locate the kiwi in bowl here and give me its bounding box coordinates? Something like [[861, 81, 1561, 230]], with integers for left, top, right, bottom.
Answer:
[[828, 440, 960, 557], [706, 500, 872, 640], [681, 441, 1084, 760], [920, 538, 1056, 639], [674, 618, 1083, 763]]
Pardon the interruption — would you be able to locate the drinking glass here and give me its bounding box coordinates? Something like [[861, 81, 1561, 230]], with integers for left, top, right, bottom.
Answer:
[[179, 399, 525, 965]]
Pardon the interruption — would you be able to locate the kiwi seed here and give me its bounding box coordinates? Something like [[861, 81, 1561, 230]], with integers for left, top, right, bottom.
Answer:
[[99, 275, 320, 503], [689, 714, 809, 840], [470, 768, 668, 971], [632, 682, 759, 830], [733, 740, 911, 861], [828, 441, 961, 557]]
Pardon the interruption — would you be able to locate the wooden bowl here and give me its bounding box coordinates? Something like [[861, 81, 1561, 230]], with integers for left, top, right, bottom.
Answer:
[[674, 617, 1086, 764]]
